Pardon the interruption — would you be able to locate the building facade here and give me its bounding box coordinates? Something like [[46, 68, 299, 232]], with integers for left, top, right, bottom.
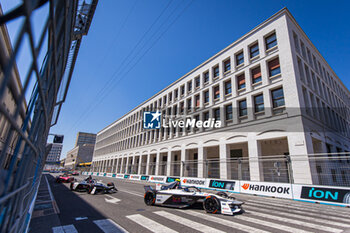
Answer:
[[75, 132, 96, 147], [44, 143, 62, 170], [91, 8, 350, 185]]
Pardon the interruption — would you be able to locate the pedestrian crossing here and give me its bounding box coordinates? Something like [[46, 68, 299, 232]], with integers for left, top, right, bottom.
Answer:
[[52, 197, 350, 233]]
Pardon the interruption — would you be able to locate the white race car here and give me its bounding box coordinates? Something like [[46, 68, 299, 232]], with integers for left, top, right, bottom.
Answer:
[[144, 180, 244, 215]]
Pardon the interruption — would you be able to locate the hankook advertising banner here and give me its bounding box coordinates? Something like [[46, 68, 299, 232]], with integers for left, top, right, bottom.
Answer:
[[240, 181, 292, 198], [115, 174, 124, 179], [149, 176, 166, 183], [106, 173, 113, 177], [293, 184, 350, 206], [129, 175, 141, 180], [181, 177, 208, 188]]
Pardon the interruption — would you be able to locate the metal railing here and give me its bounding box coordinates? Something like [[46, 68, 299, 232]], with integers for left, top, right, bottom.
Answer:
[[0, 0, 97, 232]]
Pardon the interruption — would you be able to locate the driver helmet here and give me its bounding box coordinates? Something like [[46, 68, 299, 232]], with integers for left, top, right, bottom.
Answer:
[[175, 179, 182, 189]]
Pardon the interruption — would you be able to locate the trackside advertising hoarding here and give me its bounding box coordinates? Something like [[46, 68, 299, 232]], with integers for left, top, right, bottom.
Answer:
[[208, 179, 240, 192], [115, 174, 124, 179], [149, 176, 166, 183], [129, 175, 141, 180], [93, 172, 98, 176], [106, 173, 113, 177], [240, 181, 292, 198], [181, 177, 208, 188], [293, 184, 350, 206]]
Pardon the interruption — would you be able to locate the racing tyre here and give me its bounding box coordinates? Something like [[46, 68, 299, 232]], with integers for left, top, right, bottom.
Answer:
[[203, 196, 220, 214], [107, 182, 115, 187], [88, 185, 95, 195], [144, 191, 155, 206], [216, 192, 228, 198], [70, 183, 74, 191]]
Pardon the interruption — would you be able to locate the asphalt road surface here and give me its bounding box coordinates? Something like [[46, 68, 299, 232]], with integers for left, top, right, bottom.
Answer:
[[38, 174, 350, 233]]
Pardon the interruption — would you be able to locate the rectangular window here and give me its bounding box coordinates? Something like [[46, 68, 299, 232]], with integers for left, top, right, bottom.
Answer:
[[236, 52, 244, 66], [213, 65, 219, 78], [195, 76, 200, 88], [180, 102, 184, 113], [237, 74, 246, 90], [271, 88, 285, 108], [293, 31, 299, 52], [300, 41, 306, 58], [213, 85, 220, 100], [187, 98, 192, 110], [174, 89, 178, 99], [159, 99, 162, 107], [173, 105, 178, 116], [181, 85, 185, 95], [213, 108, 220, 121], [188, 81, 192, 92], [203, 111, 209, 121], [268, 57, 281, 77], [203, 71, 209, 83], [225, 104, 233, 120], [195, 94, 200, 107], [265, 33, 277, 50], [169, 92, 172, 102], [254, 94, 264, 113], [224, 80, 232, 95], [239, 99, 247, 117], [204, 90, 209, 104], [224, 59, 231, 72], [250, 43, 259, 58], [164, 96, 167, 105], [251, 66, 262, 84]]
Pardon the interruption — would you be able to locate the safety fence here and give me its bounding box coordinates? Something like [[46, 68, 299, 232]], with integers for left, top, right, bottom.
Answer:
[[91, 153, 350, 187], [0, 1, 97, 232]]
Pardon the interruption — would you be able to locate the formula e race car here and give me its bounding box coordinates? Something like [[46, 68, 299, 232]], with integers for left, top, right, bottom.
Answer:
[[55, 173, 75, 183], [143, 181, 244, 215], [70, 176, 118, 195]]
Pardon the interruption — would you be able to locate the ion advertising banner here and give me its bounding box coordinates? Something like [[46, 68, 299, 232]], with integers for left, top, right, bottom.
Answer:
[[240, 181, 292, 198], [149, 176, 166, 183], [208, 179, 240, 192], [181, 177, 208, 188], [293, 184, 350, 206], [165, 177, 180, 183], [140, 175, 150, 181]]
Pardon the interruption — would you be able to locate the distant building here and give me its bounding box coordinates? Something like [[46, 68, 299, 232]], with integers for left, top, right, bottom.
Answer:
[[75, 132, 96, 146], [0, 5, 28, 170], [64, 132, 96, 169], [46, 143, 62, 163]]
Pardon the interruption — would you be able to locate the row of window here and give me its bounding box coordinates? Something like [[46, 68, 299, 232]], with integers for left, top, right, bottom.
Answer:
[[94, 87, 285, 155], [96, 31, 280, 143], [293, 31, 350, 104]]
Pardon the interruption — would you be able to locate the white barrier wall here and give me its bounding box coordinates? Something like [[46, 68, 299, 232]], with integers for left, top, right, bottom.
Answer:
[[82, 172, 350, 207]]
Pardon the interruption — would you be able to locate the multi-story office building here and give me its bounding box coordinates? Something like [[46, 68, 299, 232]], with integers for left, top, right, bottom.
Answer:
[[75, 132, 96, 147], [91, 8, 350, 185], [46, 143, 63, 163], [65, 132, 96, 169]]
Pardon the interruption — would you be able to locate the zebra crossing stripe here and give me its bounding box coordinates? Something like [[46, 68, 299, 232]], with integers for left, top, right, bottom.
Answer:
[[126, 214, 178, 233], [246, 202, 350, 226], [153, 211, 225, 233], [175, 210, 270, 233], [52, 224, 78, 233], [247, 199, 350, 217], [248, 211, 343, 233], [93, 219, 128, 233]]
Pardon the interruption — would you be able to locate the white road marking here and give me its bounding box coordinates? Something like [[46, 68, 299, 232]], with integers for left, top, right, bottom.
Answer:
[[175, 210, 270, 233], [118, 189, 144, 197], [247, 199, 350, 217], [75, 216, 88, 221], [52, 224, 78, 233], [249, 211, 343, 233], [246, 202, 350, 226], [104, 194, 121, 204], [93, 219, 128, 233], [126, 214, 178, 233], [154, 211, 225, 233]]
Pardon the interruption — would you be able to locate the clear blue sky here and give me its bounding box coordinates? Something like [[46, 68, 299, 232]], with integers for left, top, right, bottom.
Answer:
[[2, 0, 350, 159]]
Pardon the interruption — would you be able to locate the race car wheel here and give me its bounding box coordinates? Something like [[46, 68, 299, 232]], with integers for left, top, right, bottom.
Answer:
[[216, 191, 228, 198], [88, 185, 95, 194], [203, 196, 220, 214], [70, 183, 74, 191], [144, 191, 155, 206], [107, 182, 115, 187]]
